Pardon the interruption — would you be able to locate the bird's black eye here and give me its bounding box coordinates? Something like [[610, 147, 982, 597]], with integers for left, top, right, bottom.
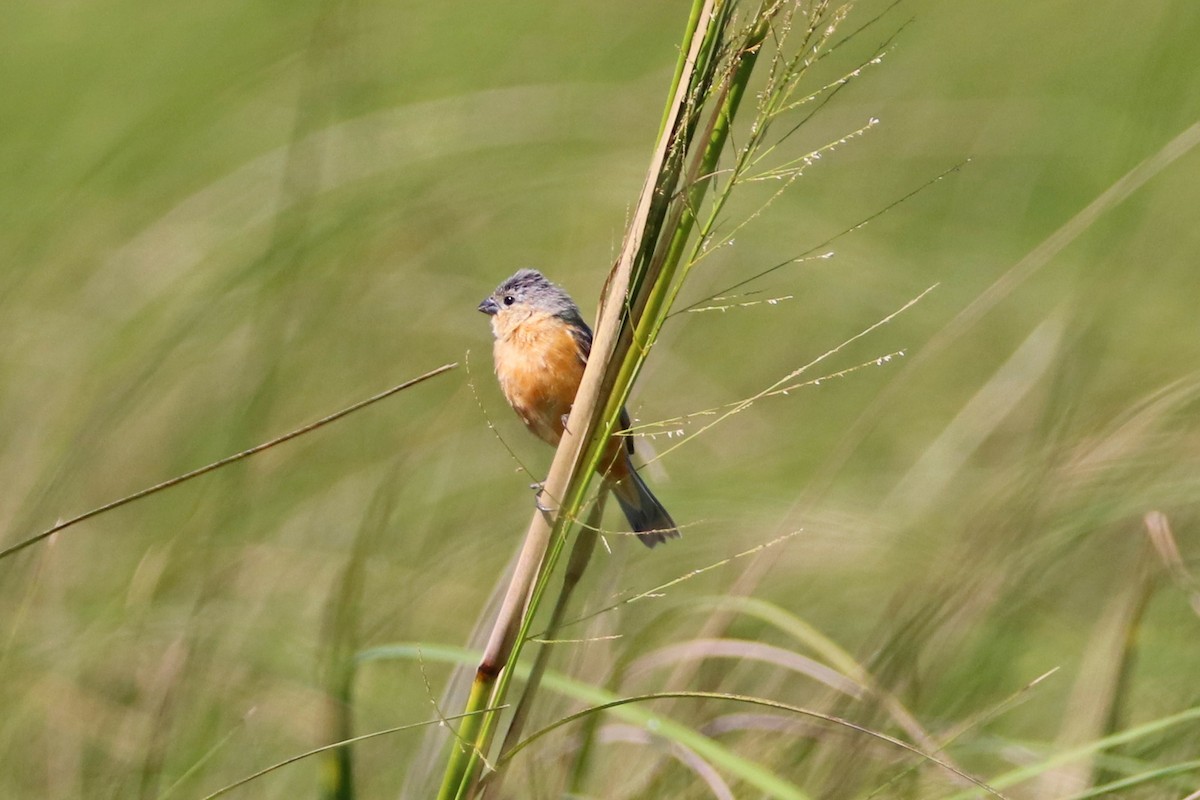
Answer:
[[503, 295, 515, 306]]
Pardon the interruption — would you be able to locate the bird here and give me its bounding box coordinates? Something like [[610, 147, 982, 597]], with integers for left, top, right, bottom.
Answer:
[[478, 268, 679, 547]]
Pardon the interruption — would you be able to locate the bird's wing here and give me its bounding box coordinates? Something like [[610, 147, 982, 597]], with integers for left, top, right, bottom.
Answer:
[[619, 406, 635, 454], [563, 310, 635, 455], [563, 309, 593, 364]]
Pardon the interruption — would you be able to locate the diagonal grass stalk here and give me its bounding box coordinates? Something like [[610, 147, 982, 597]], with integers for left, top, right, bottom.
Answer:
[[0, 363, 457, 561], [478, 496, 605, 800]]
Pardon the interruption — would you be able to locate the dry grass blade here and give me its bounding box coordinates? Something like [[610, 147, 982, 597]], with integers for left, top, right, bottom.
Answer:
[[0, 362, 457, 562]]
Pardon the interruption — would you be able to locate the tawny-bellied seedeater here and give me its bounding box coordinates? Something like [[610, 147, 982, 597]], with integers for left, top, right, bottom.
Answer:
[[478, 268, 679, 547]]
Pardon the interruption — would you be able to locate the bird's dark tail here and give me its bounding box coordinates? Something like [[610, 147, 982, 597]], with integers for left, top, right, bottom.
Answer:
[[611, 464, 679, 548]]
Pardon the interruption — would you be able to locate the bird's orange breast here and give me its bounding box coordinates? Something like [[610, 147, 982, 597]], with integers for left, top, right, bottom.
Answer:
[[493, 311, 586, 447]]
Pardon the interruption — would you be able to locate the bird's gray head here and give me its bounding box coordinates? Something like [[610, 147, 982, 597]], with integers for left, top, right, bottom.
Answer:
[[477, 269, 579, 319]]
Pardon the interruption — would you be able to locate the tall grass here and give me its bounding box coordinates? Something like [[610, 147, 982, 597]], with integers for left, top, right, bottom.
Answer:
[[2, 0, 1199, 798]]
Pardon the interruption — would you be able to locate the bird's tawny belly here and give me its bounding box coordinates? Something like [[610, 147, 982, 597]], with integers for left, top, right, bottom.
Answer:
[[493, 322, 585, 446]]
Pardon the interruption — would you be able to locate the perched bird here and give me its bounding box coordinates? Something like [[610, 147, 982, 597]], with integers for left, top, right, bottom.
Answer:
[[479, 268, 679, 547]]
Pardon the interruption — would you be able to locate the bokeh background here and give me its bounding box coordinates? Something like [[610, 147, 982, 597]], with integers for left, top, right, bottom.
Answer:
[[2, 1, 1198, 797]]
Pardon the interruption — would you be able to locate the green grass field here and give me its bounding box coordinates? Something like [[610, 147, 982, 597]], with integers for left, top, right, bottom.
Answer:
[[2, 1, 1198, 797]]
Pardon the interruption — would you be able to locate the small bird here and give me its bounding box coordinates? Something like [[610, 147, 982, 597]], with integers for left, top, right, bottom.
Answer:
[[479, 268, 679, 547]]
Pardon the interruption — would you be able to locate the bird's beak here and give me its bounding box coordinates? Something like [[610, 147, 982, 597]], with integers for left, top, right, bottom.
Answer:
[[478, 297, 500, 316]]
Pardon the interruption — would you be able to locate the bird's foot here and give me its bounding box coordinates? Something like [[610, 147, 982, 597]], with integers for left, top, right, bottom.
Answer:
[[530, 481, 554, 515]]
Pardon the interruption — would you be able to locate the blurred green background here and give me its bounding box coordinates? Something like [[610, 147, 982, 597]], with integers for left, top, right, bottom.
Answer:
[[2, 1, 1198, 797]]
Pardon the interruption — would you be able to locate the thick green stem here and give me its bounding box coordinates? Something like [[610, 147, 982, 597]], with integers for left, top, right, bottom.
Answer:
[[657, 0, 708, 142], [434, 675, 496, 800]]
